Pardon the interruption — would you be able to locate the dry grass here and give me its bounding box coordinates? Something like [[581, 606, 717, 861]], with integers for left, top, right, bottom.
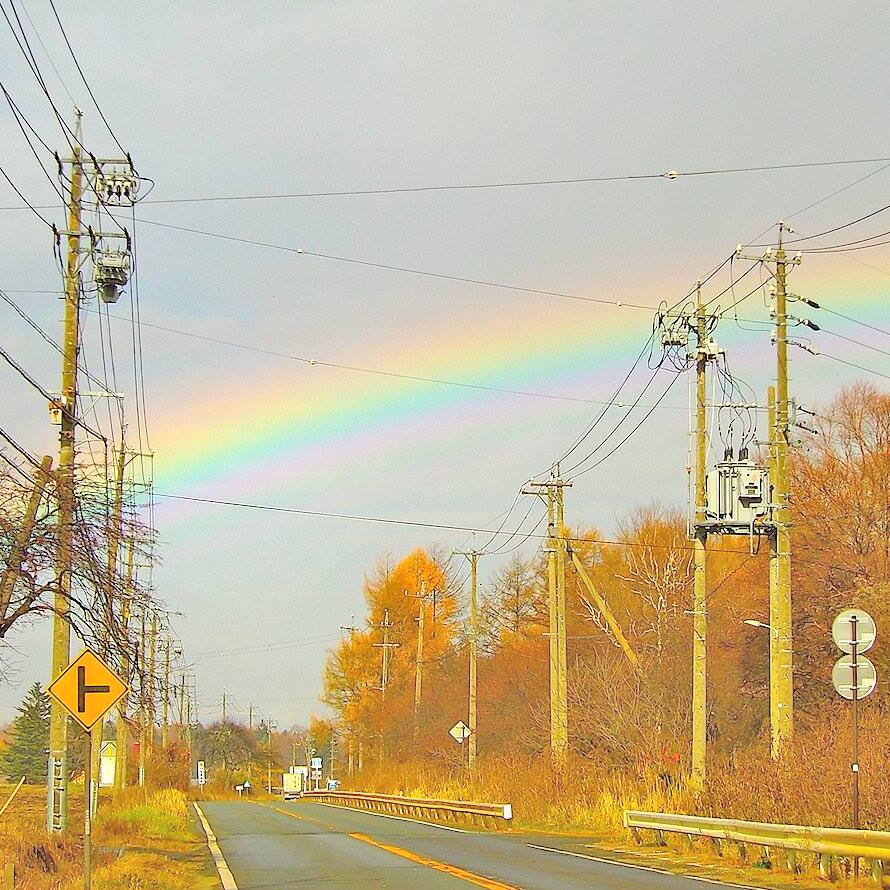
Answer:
[[0, 783, 218, 890], [349, 715, 890, 887]]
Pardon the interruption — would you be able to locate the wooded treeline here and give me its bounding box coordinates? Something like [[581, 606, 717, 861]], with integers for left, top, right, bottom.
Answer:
[[322, 384, 889, 826]]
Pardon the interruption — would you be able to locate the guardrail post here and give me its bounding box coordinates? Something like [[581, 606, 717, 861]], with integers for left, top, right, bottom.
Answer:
[[710, 837, 723, 857], [785, 850, 797, 873], [759, 846, 771, 868], [868, 858, 883, 883], [736, 842, 748, 862], [654, 829, 666, 846]]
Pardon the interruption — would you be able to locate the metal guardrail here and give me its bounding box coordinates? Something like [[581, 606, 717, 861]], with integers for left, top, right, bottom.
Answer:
[[625, 810, 890, 881], [302, 790, 513, 829]]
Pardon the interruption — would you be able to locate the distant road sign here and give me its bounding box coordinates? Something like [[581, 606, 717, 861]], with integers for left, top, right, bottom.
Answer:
[[310, 756, 323, 770], [449, 721, 471, 744], [197, 760, 206, 786], [832, 654, 877, 701], [832, 609, 877, 654], [46, 648, 128, 732]]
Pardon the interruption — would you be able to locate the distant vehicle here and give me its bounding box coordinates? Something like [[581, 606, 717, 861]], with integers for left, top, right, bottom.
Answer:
[[282, 767, 309, 800]]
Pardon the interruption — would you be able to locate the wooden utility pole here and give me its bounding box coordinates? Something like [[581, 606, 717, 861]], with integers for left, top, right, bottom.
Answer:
[[554, 484, 568, 757], [139, 608, 156, 786], [90, 444, 127, 813], [455, 549, 482, 775], [148, 612, 157, 753], [414, 583, 426, 717], [114, 536, 134, 794], [770, 224, 795, 757], [178, 672, 186, 741], [48, 109, 83, 834], [371, 610, 397, 695], [371, 609, 396, 761], [0, 455, 52, 622], [222, 689, 227, 723], [404, 582, 432, 721], [691, 284, 710, 789], [161, 638, 171, 748], [522, 477, 571, 762]]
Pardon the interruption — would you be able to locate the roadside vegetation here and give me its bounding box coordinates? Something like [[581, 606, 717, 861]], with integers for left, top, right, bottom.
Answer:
[[322, 384, 890, 836], [0, 683, 217, 888], [0, 781, 217, 890]]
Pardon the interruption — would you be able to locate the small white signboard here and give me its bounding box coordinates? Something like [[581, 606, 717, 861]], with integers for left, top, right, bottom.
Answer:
[[832, 654, 877, 701], [197, 759, 206, 786], [832, 609, 877, 654]]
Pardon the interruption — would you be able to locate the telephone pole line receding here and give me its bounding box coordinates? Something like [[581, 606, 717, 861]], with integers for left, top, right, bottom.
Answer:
[[47, 109, 84, 834], [522, 475, 571, 762], [371, 609, 397, 700], [405, 581, 435, 722], [691, 284, 716, 789], [371, 609, 397, 761], [161, 637, 171, 748], [455, 548, 483, 775], [770, 225, 797, 757], [114, 533, 135, 795]]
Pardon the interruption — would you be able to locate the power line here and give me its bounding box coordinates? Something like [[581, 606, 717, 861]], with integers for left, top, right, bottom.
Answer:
[[569, 369, 685, 479], [156, 491, 857, 557], [6, 156, 884, 207], [86, 306, 689, 411], [47, 0, 128, 156], [819, 306, 890, 339], [812, 349, 890, 381], [778, 198, 890, 245], [817, 326, 890, 358], [0, 341, 107, 441], [126, 216, 661, 312], [15, 0, 76, 104], [0, 423, 43, 469], [0, 159, 53, 228]]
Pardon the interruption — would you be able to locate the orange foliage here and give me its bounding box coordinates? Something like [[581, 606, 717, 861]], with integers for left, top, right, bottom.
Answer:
[[323, 384, 890, 829]]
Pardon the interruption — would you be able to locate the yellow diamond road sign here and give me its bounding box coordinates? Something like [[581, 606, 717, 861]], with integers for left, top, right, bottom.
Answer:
[[47, 648, 128, 732]]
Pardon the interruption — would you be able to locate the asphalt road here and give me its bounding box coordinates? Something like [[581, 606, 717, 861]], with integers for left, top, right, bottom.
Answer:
[[197, 799, 761, 890]]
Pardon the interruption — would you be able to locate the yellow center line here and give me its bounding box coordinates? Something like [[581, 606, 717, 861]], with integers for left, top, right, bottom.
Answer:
[[271, 806, 519, 889], [349, 832, 519, 890], [271, 805, 339, 832]]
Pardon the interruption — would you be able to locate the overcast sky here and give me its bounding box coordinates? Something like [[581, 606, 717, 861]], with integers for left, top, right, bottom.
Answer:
[[1, 1, 888, 728]]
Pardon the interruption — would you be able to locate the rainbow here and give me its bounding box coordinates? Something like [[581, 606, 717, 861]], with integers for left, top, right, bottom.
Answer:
[[150, 260, 888, 523]]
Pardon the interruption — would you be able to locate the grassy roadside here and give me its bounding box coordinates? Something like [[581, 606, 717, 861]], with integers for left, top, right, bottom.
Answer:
[[344, 751, 890, 889], [0, 782, 219, 889]]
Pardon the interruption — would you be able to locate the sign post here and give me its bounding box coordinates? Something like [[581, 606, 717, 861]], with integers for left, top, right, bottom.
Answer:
[[831, 609, 877, 879], [310, 756, 323, 791], [47, 648, 128, 890]]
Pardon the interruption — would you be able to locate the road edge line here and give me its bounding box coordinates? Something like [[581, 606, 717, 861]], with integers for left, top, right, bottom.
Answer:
[[526, 842, 763, 890], [194, 802, 239, 890]]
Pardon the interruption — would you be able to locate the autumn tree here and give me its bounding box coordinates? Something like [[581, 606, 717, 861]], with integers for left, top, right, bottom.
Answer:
[[200, 721, 262, 776]]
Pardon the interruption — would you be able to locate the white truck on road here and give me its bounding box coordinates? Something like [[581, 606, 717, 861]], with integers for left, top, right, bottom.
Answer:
[[282, 766, 309, 800]]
